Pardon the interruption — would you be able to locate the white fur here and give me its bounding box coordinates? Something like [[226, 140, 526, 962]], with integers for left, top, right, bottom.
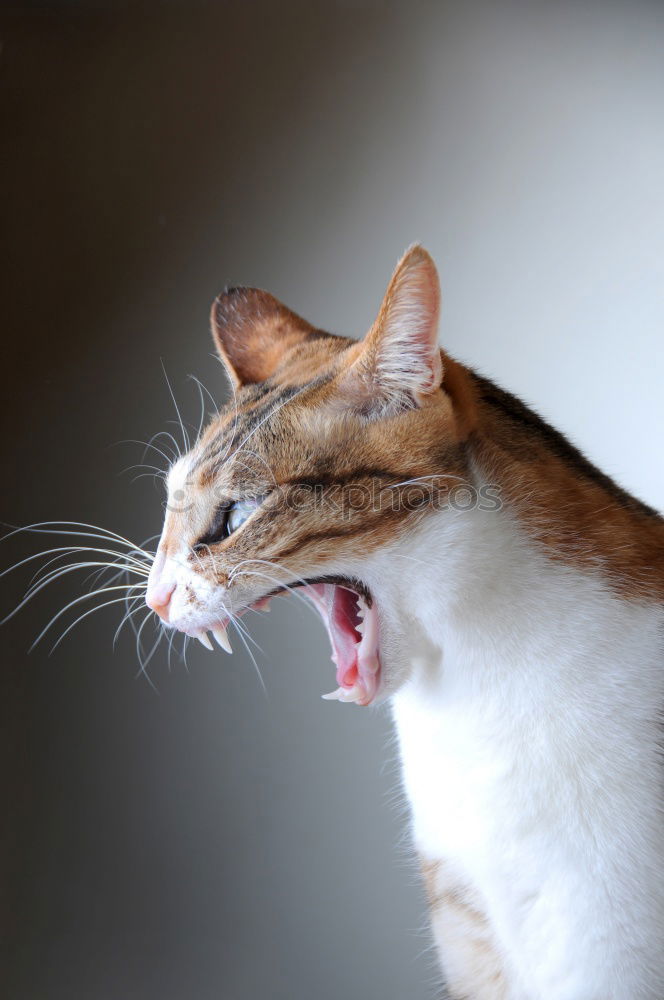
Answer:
[[359, 505, 664, 999]]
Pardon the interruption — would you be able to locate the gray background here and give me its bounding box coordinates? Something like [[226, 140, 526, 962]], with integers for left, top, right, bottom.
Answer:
[[3, 2, 664, 998]]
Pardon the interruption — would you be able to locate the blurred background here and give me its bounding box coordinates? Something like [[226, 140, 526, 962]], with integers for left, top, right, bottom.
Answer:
[[3, 2, 664, 998]]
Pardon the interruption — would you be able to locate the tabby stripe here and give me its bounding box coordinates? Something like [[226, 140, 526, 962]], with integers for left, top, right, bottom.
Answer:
[[275, 524, 375, 561]]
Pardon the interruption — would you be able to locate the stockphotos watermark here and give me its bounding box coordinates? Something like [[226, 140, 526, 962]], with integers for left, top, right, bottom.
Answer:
[[168, 477, 503, 518]]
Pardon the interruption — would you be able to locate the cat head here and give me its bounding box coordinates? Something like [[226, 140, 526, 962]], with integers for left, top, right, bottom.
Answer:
[[146, 246, 472, 703]]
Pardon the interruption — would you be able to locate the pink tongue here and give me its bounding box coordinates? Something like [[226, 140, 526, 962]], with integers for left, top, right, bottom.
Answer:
[[328, 586, 361, 689], [305, 583, 380, 705]]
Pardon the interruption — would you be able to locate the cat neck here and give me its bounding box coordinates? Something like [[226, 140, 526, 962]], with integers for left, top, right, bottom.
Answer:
[[446, 358, 664, 605], [376, 494, 664, 762], [363, 389, 664, 702]]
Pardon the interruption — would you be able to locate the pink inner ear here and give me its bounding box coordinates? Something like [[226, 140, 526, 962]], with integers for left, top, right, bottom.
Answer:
[[342, 245, 443, 411]]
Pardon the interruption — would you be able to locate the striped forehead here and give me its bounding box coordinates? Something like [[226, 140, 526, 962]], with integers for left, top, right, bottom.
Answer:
[[191, 384, 286, 478], [191, 377, 333, 483]]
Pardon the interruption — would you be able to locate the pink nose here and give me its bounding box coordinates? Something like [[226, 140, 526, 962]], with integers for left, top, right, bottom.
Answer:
[[146, 580, 176, 622]]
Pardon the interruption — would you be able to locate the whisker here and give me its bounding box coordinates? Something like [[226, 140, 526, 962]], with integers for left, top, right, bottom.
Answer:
[[228, 611, 264, 655], [25, 548, 92, 588], [21, 560, 148, 604], [166, 623, 177, 670], [380, 473, 468, 492], [120, 463, 167, 478], [229, 563, 321, 620], [188, 545, 207, 575], [1, 544, 152, 583], [232, 570, 314, 615], [130, 471, 168, 486], [224, 382, 311, 468], [188, 373, 219, 418], [146, 430, 181, 466], [30, 583, 146, 650], [141, 623, 164, 681], [115, 437, 176, 467], [161, 360, 189, 454], [212, 362, 241, 467], [190, 374, 207, 443], [84, 551, 151, 591], [134, 610, 160, 691], [229, 556, 314, 595], [0, 520, 156, 558], [228, 615, 267, 694], [19, 556, 149, 598], [3, 558, 149, 626], [50, 595, 138, 653], [113, 594, 148, 648]]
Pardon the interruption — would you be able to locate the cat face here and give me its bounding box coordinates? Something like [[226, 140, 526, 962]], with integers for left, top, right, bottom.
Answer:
[[146, 246, 469, 704]]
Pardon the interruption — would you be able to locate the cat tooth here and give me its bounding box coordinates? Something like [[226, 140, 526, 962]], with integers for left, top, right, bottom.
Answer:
[[340, 685, 363, 704], [197, 631, 214, 651], [356, 619, 366, 635], [322, 686, 362, 704], [212, 625, 233, 654], [322, 687, 344, 701]]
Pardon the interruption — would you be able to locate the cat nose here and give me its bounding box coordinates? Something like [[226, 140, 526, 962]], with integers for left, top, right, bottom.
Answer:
[[146, 580, 176, 622]]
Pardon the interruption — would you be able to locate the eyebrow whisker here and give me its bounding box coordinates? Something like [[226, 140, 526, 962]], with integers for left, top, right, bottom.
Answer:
[[161, 360, 189, 456]]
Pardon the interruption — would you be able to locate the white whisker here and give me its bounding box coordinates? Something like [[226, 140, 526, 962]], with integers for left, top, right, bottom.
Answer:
[[1, 520, 156, 558], [116, 437, 175, 467], [134, 611, 160, 691], [161, 360, 189, 454], [147, 430, 181, 465], [188, 373, 219, 419], [381, 473, 468, 491], [114, 595, 148, 648], [30, 584, 146, 650], [224, 382, 311, 467], [50, 595, 137, 653], [228, 616, 267, 694], [3, 557, 149, 626], [0, 544, 152, 585], [21, 560, 148, 604]]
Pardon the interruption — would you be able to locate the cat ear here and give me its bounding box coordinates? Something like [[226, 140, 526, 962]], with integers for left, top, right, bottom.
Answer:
[[211, 287, 315, 387], [344, 244, 442, 414]]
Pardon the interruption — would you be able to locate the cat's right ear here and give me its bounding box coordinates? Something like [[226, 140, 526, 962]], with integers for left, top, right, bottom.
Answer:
[[211, 287, 315, 387]]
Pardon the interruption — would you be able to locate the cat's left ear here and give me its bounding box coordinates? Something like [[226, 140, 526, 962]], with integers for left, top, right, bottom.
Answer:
[[211, 287, 316, 387], [343, 244, 442, 414]]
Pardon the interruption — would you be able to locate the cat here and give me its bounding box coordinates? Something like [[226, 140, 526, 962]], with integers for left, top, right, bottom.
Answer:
[[144, 246, 664, 999]]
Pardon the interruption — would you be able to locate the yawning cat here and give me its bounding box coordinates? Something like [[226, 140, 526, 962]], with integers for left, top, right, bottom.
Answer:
[[144, 246, 664, 999]]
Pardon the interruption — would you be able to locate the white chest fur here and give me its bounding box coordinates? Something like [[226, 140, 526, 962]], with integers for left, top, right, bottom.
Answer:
[[370, 511, 664, 999]]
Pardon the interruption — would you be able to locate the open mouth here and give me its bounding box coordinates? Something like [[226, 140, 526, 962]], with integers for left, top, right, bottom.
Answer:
[[301, 582, 380, 706], [188, 578, 381, 707]]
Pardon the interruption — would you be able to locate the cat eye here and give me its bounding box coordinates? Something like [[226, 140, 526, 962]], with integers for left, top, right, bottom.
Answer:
[[226, 497, 263, 536], [197, 495, 267, 547]]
